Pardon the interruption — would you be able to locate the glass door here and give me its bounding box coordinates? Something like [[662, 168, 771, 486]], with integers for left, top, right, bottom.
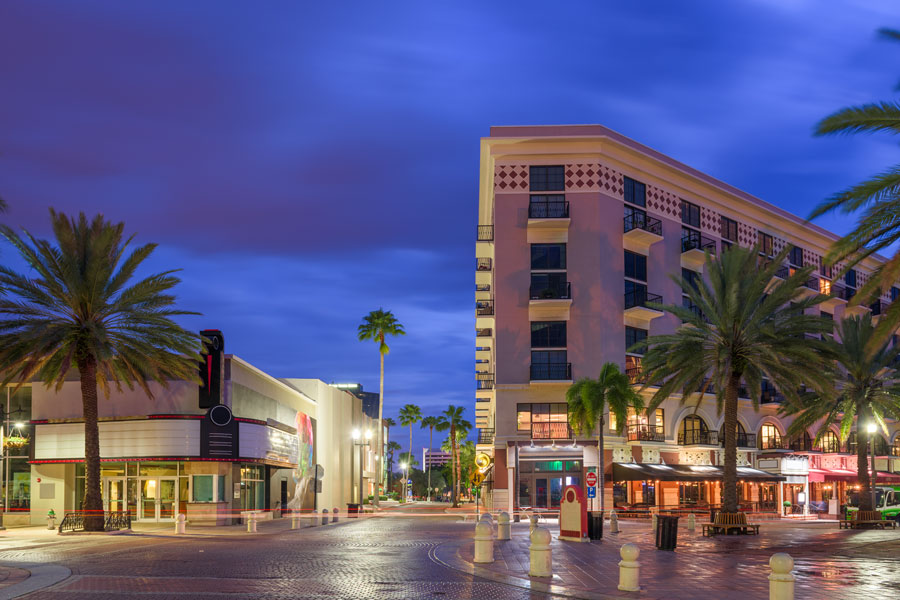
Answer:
[[159, 479, 176, 520], [140, 479, 158, 520], [535, 478, 548, 508], [138, 478, 178, 521], [104, 478, 126, 513]]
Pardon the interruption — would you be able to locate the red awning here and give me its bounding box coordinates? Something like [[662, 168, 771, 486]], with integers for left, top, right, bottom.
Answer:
[[808, 468, 900, 483]]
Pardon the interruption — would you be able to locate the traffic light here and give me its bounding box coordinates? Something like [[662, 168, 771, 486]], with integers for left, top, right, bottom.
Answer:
[[199, 329, 224, 408]]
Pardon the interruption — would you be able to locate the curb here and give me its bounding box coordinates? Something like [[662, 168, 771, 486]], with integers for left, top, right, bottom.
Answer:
[[0, 563, 71, 600]]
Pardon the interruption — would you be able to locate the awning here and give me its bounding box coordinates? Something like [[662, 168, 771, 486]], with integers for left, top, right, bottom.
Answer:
[[612, 462, 785, 482], [808, 468, 900, 483]]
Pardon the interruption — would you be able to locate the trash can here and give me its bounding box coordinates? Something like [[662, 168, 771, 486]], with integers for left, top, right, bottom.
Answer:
[[587, 511, 603, 540], [347, 503, 360, 518], [656, 515, 679, 550]]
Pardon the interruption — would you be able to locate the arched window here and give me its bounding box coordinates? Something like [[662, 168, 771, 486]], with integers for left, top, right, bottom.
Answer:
[[679, 415, 709, 445], [816, 431, 840, 453], [719, 422, 748, 447], [759, 424, 783, 450], [892, 437, 900, 457], [789, 430, 812, 452]]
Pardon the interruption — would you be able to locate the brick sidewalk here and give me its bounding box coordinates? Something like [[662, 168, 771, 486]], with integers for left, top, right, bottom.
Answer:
[[435, 518, 900, 599]]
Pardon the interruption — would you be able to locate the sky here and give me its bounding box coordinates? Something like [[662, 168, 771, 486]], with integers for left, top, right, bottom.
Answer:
[[1, 1, 899, 460]]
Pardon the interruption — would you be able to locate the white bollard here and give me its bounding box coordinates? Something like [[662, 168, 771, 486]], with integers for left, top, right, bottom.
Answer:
[[651, 513, 657, 530], [529, 527, 552, 577], [321, 508, 329, 525], [332, 508, 339, 523], [529, 515, 538, 535], [311, 510, 318, 527], [474, 521, 494, 564], [291, 510, 299, 529], [247, 512, 257, 533], [687, 513, 696, 532], [175, 513, 186, 535], [618, 543, 640, 592], [497, 511, 511, 541], [769, 553, 795, 600], [610, 510, 619, 533]]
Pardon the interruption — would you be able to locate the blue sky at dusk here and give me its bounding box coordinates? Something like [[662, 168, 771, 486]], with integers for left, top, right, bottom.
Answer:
[[1, 1, 899, 457]]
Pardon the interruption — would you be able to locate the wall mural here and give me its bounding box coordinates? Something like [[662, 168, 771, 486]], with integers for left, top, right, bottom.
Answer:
[[287, 412, 316, 511]]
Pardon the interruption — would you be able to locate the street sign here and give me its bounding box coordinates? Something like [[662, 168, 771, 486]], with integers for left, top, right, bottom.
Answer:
[[586, 472, 598, 488], [472, 472, 485, 485], [587, 486, 596, 498], [407, 479, 412, 485]]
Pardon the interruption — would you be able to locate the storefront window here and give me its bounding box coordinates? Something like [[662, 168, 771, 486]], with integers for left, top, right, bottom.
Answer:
[[816, 430, 840, 453], [759, 424, 782, 450], [1, 386, 32, 512], [240, 464, 265, 510]]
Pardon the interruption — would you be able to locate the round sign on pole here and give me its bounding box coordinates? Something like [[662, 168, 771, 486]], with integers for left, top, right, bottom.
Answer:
[[586, 472, 598, 487]]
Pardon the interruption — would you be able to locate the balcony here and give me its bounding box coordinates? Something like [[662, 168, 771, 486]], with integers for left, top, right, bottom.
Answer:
[[531, 422, 572, 439], [759, 437, 787, 451], [678, 430, 719, 446], [530, 282, 572, 300], [527, 199, 570, 243], [681, 233, 716, 269], [624, 290, 664, 323], [721, 433, 757, 448], [475, 372, 494, 390], [623, 214, 663, 251], [476, 258, 492, 272], [477, 225, 494, 242], [760, 390, 785, 404], [476, 328, 493, 337], [477, 428, 495, 445], [626, 367, 646, 385], [870, 299, 891, 316], [795, 275, 819, 299], [476, 300, 494, 316], [819, 280, 850, 309], [789, 438, 815, 452], [529, 199, 569, 219], [530, 362, 572, 382], [627, 424, 665, 443], [529, 282, 572, 321]]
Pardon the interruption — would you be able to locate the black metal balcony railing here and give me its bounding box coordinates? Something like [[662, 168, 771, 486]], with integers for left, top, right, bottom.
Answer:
[[625, 290, 663, 310], [476, 328, 492, 337], [678, 430, 719, 446], [789, 438, 814, 452], [531, 422, 572, 439], [530, 282, 572, 300], [475, 372, 494, 390], [477, 225, 494, 242], [803, 276, 819, 291], [626, 367, 646, 385], [623, 213, 662, 236], [760, 390, 785, 404], [871, 299, 890, 316], [772, 265, 790, 279], [529, 199, 569, 219], [826, 283, 850, 301], [720, 432, 756, 448], [477, 428, 495, 445], [759, 437, 786, 450], [681, 233, 717, 254], [476, 300, 494, 316], [475, 283, 491, 292], [530, 362, 572, 381], [627, 424, 665, 442], [476, 258, 492, 271]]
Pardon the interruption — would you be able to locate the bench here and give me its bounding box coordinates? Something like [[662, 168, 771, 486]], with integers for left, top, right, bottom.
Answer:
[[840, 510, 898, 530], [701, 512, 760, 536]]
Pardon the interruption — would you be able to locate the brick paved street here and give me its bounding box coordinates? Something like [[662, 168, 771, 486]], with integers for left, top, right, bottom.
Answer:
[[0, 507, 895, 598]]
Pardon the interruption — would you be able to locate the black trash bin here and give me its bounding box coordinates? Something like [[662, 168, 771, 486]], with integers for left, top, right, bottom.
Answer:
[[655, 515, 679, 550], [347, 503, 360, 518], [587, 511, 603, 540]]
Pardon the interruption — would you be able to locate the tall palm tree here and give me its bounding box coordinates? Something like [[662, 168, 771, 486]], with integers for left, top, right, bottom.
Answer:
[[783, 314, 900, 511], [399, 404, 422, 501], [386, 440, 401, 494], [809, 28, 900, 344], [358, 309, 405, 507], [639, 245, 833, 514], [436, 405, 471, 507], [0, 211, 200, 530], [421, 415, 439, 501], [566, 363, 644, 513], [383, 416, 396, 489]]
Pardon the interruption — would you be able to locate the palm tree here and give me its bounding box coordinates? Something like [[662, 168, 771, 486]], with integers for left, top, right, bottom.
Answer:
[[0, 211, 200, 530], [383, 416, 396, 488], [421, 416, 439, 501], [358, 309, 405, 507], [783, 314, 900, 511], [566, 363, 644, 513], [639, 245, 833, 515], [809, 28, 900, 343], [386, 440, 401, 494], [436, 405, 471, 507], [399, 404, 422, 501]]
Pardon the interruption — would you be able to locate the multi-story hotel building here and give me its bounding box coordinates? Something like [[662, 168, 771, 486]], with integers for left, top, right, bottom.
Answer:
[[475, 124, 900, 517]]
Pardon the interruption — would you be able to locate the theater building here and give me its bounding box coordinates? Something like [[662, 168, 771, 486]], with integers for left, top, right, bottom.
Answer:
[[474, 124, 900, 517]]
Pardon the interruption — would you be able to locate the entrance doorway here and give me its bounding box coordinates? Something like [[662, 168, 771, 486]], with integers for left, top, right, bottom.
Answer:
[[103, 478, 126, 513], [138, 478, 177, 521]]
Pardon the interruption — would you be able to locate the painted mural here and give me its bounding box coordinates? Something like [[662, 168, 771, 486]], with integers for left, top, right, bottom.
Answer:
[[287, 411, 316, 511]]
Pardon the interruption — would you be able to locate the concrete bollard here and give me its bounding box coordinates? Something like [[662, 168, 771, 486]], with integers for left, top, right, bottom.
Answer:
[[311, 511, 318, 527], [529, 515, 538, 535], [529, 527, 552, 578], [321, 509, 329, 526], [291, 510, 300, 530], [175, 513, 186, 535], [618, 543, 640, 592], [687, 513, 696, 532], [497, 511, 511, 541], [247, 512, 257, 533], [474, 521, 494, 564], [332, 508, 339, 523], [651, 513, 657, 531], [769, 553, 795, 600], [610, 510, 619, 533]]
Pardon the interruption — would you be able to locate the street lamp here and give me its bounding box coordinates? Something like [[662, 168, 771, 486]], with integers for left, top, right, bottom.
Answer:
[[867, 422, 877, 510], [352, 429, 372, 506]]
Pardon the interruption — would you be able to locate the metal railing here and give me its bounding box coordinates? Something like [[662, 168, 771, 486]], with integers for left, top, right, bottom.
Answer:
[[476, 258, 492, 271], [626, 367, 645, 384], [759, 437, 786, 450], [476, 300, 494, 315], [720, 432, 756, 448], [827, 283, 850, 301], [529, 199, 569, 218], [476, 373, 494, 390], [476, 328, 492, 337], [477, 225, 494, 241], [59, 511, 131, 533], [626, 424, 665, 442], [477, 428, 495, 445], [678, 430, 718, 446], [803, 276, 819, 291], [625, 290, 662, 310], [771, 265, 790, 279], [871, 299, 890, 316], [530, 362, 572, 381], [531, 422, 572, 439], [789, 438, 814, 452], [681, 233, 716, 254], [475, 283, 491, 292], [529, 282, 571, 300], [105, 511, 132, 531], [623, 213, 662, 236]]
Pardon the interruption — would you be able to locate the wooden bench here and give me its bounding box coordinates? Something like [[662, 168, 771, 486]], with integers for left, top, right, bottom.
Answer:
[[701, 512, 760, 536], [840, 510, 898, 530]]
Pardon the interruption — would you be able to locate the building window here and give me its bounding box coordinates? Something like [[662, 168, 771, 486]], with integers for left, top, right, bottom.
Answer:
[[192, 475, 226, 503], [531, 244, 566, 270], [530, 272, 568, 298], [873, 435, 890, 456], [530, 166, 564, 192], [892, 286, 899, 302], [624, 204, 647, 228], [789, 246, 803, 267], [679, 415, 708, 445], [529, 194, 567, 218], [681, 200, 700, 228], [531, 321, 566, 348], [682, 268, 700, 292], [624, 251, 647, 281], [759, 424, 782, 450], [625, 280, 648, 307], [845, 269, 857, 298], [624, 176, 646, 207], [625, 326, 647, 355], [816, 431, 840, 453], [721, 216, 738, 242], [758, 232, 774, 257], [1, 386, 31, 513], [517, 403, 569, 437]]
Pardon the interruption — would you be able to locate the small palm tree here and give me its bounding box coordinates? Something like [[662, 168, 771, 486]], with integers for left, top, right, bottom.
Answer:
[[399, 404, 422, 501], [436, 405, 471, 507], [783, 314, 900, 511], [640, 245, 833, 514], [421, 416, 439, 501], [386, 440, 401, 494], [358, 309, 405, 506], [0, 211, 200, 530], [383, 416, 396, 488], [566, 363, 643, 513]]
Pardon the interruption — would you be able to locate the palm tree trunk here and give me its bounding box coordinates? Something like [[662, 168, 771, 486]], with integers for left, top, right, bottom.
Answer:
[[384, 426, 390, 499], [857, 414, 873, 512], [450, 425, 458, 507], [406, 426, 412, 501], [79, 355, 104, 532], [456, 438, 461, 502], [722, 372, 740, 514], [427, 426, 433, 502], [375, 349, 384, 508], [597, 415, 605, 514]]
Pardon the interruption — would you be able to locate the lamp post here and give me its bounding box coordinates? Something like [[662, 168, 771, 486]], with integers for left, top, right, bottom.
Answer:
[[352, 429, 372, 506], [867, 422, 877, 511], [399, 462, 407, 501]]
